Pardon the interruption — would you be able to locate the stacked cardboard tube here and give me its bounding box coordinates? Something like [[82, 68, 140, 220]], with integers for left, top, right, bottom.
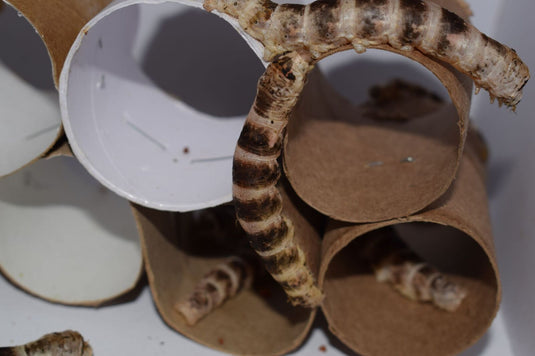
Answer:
[[0, 0, 515, 354]]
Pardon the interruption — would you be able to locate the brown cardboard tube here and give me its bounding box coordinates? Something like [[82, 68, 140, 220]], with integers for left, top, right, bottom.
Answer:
[[133, 180, 322, 355], [7, 0, 112, 86], [318, 143, 499, 355], [0, 0, 111, 176], [283, 0, 473, 223]]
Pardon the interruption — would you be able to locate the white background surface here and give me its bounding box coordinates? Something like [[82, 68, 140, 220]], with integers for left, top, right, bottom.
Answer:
[[1, 0, 534, 355]]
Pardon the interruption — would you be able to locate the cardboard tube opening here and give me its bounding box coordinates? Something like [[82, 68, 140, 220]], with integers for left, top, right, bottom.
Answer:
[[133, 202, 317, 355], [0, 3, 61, 177], [322, 223, 498, 356], [0, 155, 143, 306], [60, 1, 264, 212], [284, 56, 471, 222], [283, 0, 473, 223]]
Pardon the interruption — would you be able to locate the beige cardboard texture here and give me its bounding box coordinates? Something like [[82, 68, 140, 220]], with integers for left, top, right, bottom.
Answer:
[[318, 140, 499, 356], [283, 0, 473, 223], [133, 181, 323, 355]]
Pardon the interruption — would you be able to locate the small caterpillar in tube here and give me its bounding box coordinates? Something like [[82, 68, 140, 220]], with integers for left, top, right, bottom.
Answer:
[[204, 0, 529, 109], [0, 330, 92, 356], [175, 256, 254, 325], [361, 229, 467, 311]]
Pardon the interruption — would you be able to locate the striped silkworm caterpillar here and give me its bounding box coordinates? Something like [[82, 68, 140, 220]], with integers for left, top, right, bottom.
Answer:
[[204, 0, 529, 109], [232, 51, 324, 307], [361, 229, 467, 311], [0, 331, 92, 356], [175, 256, 254, 325]]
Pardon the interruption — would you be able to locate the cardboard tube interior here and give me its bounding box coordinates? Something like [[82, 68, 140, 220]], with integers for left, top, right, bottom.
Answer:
[[0, 3, 61, 177], [60, 0, 265, 212], [283, 0, 473, 223], [133, 181, 322, 355], [319, 151, 499, 356], [0, 155, 143, 306]]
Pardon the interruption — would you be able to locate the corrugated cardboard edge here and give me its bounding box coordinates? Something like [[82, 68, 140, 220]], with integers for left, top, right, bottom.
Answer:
[[318, 137, 500, 355], [283, 0, 473, 223], [132, 181, 322, 355]]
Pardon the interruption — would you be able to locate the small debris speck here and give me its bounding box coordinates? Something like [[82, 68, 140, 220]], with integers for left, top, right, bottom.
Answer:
[[401, 156, 415, 163], [258, 288, 272, 298], [218, 338, 224, 345], [183, 147, 190, 154], [173, 158, 178, 163], [160, 341, 165, 346], [319, 345, 327, 352], [367, 161, 384, 168]]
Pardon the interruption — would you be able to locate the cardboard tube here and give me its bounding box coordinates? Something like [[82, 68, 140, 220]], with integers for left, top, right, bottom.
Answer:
[[133, 180, 322, 355], [283, 0, 474, 223], [59, 1, 265, 211], [0, 0, 111, 176], [318, 138, 499, 355], [6, 0, 113, 86]]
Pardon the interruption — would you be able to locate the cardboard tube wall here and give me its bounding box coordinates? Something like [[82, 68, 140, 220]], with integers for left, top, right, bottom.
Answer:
[[133, 180, 323, 355], [0, 3, 59, 177], [283, 0, 474, 223], [0, 0, 112, 176], [318, 139, 499, 355]]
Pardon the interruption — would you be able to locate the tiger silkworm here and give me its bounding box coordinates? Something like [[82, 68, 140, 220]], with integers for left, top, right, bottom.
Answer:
[[232, 51, 325, 307], [361, 230, 467, 311], [175, 256, 254, 325], [204, 0, 529, 109], [0, 331, 92, 356]]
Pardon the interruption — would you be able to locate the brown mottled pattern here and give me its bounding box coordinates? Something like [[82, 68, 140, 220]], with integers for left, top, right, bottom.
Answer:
[[175, 257, 253, 325], [204, 0, 529, 108], [0, 331, 92, 356], [363, 231, 467, 311], [234, 190, 282, 222], [399, 0, 427, 45], [232, 52, 323, 307], [247, 218, 289, 252]]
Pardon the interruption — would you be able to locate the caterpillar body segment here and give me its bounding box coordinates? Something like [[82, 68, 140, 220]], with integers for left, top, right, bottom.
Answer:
[[362, 230, 467, 311], [0, 331, 92, 356], [204, 0, 529, 108], [175, 256, 254, 325], [232, 52, 323, 307]]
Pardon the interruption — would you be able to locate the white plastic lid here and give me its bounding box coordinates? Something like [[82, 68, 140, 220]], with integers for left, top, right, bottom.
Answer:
[[60, 0, 265, 211]]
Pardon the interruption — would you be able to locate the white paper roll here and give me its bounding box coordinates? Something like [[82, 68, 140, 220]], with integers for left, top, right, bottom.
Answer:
[[60, 0, 266, 211]]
